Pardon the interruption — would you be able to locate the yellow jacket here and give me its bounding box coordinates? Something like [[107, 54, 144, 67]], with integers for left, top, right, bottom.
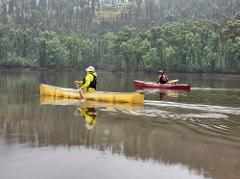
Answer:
[[80, 72, 97, 92]]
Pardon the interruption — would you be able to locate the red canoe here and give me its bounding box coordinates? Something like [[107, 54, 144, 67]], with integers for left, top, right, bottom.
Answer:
[[133, 80, 190, 91]]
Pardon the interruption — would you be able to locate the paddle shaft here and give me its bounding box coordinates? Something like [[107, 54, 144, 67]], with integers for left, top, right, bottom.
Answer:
[[74, 82, 84, 99]]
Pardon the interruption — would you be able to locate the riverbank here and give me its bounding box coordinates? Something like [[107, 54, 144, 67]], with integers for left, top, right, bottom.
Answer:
[[1, 66, 240, 78]]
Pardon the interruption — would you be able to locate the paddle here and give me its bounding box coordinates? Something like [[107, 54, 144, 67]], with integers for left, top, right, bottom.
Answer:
[[167, 79, 179, 84], [74, 81, 84, 99]]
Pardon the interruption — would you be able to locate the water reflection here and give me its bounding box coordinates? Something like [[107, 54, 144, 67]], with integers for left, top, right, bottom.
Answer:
[[1, 99, 240, 179], [74, 105, 97, 130], [135, 88, 188, 100], [40, 95, 144, 114], [40, 96, 144, 131], [0, 142, 207, 179]]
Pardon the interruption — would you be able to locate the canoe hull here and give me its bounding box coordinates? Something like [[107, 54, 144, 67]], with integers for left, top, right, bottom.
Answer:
[[40, 84, 144, 104], [133, 80, 190, 91]]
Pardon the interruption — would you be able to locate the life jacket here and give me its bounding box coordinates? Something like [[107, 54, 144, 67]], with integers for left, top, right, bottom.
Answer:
[[159, 75, 168, 84], [83, 73, 97, 90]]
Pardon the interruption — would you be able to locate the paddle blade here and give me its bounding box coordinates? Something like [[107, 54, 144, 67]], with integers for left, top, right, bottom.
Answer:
[[167, 79, 179, 84], [79, 90, 84, 99]]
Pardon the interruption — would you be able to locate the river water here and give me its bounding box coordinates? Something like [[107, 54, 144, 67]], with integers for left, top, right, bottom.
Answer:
[[0, 70, 239, 179]]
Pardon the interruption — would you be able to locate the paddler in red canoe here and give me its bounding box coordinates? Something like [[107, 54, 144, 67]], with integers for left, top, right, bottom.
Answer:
[[157, 70, 169, 84]]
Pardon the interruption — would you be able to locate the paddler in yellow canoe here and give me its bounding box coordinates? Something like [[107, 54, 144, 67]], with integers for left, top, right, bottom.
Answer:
[[75, 66, 97, 92]]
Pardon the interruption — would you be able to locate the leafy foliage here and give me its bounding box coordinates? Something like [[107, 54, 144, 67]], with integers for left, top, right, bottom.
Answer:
[[0, 0, 239, 72]]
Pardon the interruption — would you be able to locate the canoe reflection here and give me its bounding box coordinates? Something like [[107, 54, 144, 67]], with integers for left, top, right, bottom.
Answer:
[[135, 88, 189, 100], [40, 95, 143, 109], [159, 90, 179, 100], [40, 95, 144, 129]]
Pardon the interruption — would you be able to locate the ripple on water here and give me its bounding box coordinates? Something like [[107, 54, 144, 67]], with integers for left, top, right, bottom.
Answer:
[[144, 100, 240, 115], [104, 100, 240, 140], [191, 87, 240, 92]]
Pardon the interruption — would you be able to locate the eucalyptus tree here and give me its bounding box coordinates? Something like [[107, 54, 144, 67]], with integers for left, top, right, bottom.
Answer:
[[143, 48, 158, 72], [0, 23, 10, 65], [36, 31, 68, 67]]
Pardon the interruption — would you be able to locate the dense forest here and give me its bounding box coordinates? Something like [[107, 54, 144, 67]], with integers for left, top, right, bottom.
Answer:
[[0, 0, 239, 72]]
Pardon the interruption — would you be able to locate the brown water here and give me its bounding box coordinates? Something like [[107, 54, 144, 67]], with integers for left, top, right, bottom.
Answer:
[[0, 70, 240, 179]]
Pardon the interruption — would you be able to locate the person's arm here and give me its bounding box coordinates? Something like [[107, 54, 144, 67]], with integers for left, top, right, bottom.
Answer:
[[157, 75, 160, 83], [74, 80, 84, 85], [74, 80, 84, 90], [81, 74, 92, 91], [165, 75, 169, 82]]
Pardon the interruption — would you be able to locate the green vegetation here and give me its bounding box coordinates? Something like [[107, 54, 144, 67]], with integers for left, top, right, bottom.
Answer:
[[0, 0, 239, 73]]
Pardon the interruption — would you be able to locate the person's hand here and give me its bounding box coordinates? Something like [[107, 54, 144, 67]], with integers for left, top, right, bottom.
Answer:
[[74, 81, 79, 84]]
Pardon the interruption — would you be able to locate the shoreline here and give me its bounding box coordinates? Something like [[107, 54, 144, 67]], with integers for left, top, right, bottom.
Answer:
[[0, 66, 240, 77]]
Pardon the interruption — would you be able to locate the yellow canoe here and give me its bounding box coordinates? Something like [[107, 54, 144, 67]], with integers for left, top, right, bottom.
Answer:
[[40, 84, 144, 104]]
